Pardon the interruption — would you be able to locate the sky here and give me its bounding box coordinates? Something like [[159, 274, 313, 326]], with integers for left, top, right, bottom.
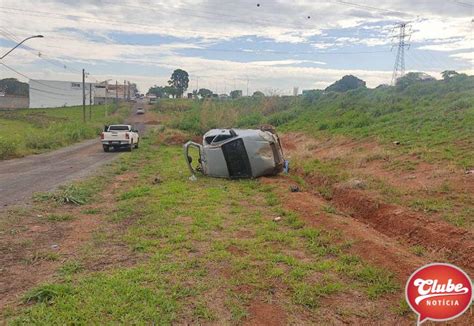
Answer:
[[0, 0, 472, 95]]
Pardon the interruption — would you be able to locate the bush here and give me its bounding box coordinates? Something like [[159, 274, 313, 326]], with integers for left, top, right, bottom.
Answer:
[[236, 112, 264, 127], [25, 133, 61, 149], [266, 111, 297, 126], [0, 137, 18, 159]]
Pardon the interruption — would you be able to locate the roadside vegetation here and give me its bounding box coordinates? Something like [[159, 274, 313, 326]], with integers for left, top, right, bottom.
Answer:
[[0, 104, 129, 160], [2, 134, 406, 324], [155, 74, 474, 231], [161, 74, 473, 168]]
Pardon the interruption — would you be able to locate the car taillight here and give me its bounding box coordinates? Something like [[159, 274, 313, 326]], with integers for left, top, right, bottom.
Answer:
[[100, 132, 104, 139], [125, 132, 130, 139]]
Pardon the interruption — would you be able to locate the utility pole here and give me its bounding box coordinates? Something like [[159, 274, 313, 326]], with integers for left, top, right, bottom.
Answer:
[[115, 80, 118, 111], [82, 69, 86, 123], [123, 80, 126, 101], [89, 83, 92, 121], [246, 76, 249, 97], [391, 23, 411, 85], [105, 81, 108, 117]]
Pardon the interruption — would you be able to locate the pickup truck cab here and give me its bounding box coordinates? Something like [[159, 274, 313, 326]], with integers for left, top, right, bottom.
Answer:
[[101, 124, 139, 152]]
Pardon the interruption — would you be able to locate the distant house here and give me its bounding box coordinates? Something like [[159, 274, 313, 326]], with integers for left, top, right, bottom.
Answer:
[[29, 79, 94, 108], [29, 80, 134, 108]]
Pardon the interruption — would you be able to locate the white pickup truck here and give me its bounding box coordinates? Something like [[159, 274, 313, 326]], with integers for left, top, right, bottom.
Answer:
[[101, 124, 139, 152]]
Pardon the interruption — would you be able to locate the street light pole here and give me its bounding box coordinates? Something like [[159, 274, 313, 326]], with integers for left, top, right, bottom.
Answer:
[[0, 35, 44, 60]]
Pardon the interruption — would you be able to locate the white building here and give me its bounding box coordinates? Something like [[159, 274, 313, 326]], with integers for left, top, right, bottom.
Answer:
[[29, 79, 94, 108]]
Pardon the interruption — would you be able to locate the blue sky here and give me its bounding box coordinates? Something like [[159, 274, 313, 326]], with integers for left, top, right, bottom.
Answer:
[[0, 0, 472, 95]]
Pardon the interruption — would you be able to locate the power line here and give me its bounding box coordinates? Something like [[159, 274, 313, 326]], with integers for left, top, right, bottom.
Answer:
[[450, 1, 474, 8], [0, 6, 242, 39], [0, 28, 107, 84], [0, 28, 83, 74], [330, 0, 408, 16], [0, 62, 86, 92], [0, 27, 390, 58]]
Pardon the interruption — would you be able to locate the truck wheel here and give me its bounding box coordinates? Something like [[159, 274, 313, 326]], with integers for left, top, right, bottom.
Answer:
[[127, 142, 133, 152], [135, 141, 139, 149], [103, 145, 110, 152]]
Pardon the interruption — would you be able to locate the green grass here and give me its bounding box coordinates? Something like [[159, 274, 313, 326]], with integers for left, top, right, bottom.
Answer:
[[5, 138, 400, 324], [0, 104, 129, 159]]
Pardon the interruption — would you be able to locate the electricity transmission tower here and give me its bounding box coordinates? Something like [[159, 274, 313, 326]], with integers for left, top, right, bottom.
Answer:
[[391, 23, 411, 85]]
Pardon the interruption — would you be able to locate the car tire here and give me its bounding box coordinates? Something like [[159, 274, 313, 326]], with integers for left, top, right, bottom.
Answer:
[[103, 145, 110, 152], [135, 141, 139, 149], [127, 142, 133, 152]]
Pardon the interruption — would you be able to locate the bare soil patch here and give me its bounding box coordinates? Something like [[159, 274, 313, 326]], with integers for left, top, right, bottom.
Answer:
[[244, 300, 287, 326], [262, 176, 426, 281], [278, 132, 474, 276]]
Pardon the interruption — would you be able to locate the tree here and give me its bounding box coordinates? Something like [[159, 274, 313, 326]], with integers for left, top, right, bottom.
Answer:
[[230, 90, 242, 99], [168, 69, 189, 98], [163, 86, 178, 98], [325, 75, 366, 92], [148, 85, 166, 98], [396, 72, 435, 90], [252, 91, 265, 97], [0, 78, 29, 96], [197, 88, 213, 98], [441, 70, 459, 81]]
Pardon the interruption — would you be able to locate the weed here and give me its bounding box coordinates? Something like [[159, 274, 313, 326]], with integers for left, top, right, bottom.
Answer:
[[59, 261, 84, 276], [392, 297, 412, 316], [23, 284, 73, 304], [193, 302, 216, 321], [119, 186, 152, 200], [34, 184, 91, 205], [82, 208, 101, 215], [322, 205, 337, 214], [410, 245, 426, 257], [46, 214, 75, 222], [0, 137, 19, 159]]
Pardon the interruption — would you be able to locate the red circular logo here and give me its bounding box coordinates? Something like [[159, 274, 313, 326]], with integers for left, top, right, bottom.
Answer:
[[406, 263, 473, 325]]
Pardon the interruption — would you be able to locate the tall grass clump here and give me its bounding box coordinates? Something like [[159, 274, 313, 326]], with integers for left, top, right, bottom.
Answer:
[[0, 136, 19, 159]]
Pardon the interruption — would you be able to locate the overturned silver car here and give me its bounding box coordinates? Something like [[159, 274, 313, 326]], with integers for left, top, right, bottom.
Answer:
[[184, 127, 285, 179]]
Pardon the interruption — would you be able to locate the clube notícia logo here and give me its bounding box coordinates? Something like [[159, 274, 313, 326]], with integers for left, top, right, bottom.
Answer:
[[405, 263, 473, 325]]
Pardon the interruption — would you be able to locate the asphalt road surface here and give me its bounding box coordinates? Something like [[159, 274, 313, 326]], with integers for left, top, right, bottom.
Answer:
[[0, 101, 149, 209]]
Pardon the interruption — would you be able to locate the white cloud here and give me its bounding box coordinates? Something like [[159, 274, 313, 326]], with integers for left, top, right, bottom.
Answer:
[[0, 0, 472, 93]]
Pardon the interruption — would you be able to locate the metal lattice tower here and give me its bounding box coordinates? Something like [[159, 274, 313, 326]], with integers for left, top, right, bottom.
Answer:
[[391, 23, 410, 85]]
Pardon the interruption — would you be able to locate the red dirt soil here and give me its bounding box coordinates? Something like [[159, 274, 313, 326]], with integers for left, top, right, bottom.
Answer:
[[244, 300, 287, 326], [277, 132, 474, 277], [262, 176, 426, 280]]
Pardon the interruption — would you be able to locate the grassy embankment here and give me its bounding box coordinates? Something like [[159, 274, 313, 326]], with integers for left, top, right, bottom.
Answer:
[[2, 134, 406, 324], [162, 76, 473, 168], [0, 104, 129, 160], [157, 75, 474, 229]]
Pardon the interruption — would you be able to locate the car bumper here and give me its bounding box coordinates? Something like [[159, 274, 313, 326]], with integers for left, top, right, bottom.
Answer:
[[102, 141, 130, 146]]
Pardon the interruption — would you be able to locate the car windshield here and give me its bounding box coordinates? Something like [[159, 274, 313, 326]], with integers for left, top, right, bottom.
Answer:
[[109, 125, 129, 131]]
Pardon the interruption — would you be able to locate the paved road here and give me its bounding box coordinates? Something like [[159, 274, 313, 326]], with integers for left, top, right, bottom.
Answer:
[[0, 100, 150, 209]]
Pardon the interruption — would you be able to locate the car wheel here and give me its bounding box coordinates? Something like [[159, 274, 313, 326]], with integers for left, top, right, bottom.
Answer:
[[103, 145, 109, 152], [135, 141, 139, 149], [127, 142, 133, 152]]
